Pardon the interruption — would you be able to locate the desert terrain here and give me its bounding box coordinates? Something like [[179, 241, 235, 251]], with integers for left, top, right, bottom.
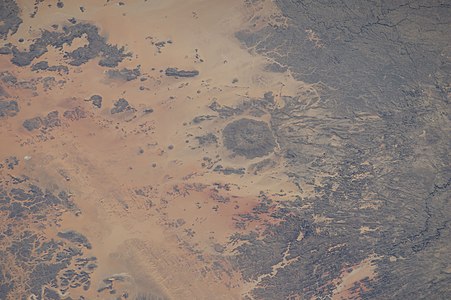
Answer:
[[0, 0, 450, 299]]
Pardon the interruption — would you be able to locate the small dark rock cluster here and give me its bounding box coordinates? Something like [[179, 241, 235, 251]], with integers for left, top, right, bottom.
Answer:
[[57, 230, 92, 249], [23, 111, 61, 131], [2, 22, 130, 67], [31, 61, 69, 73], [89, 94, 103, 108], [106, 66, 141, 81], [0, 100, 19, 117], [63, 107, 87, 120], [111, 98, 134, 114], [192, 114, 216, 124], [0, 0, 22, 39], [195, 133, 218, 145], [213, 165, 245, 175]]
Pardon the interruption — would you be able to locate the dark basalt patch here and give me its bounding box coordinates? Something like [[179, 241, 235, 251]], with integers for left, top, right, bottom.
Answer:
[[111, 98, 134, 114], [47, 65, 68, 73], [31, 61, 69, 73], [106, 66, 141, 81], [213, 165, 245, 175], [31, 60, 49, 71], [57, 230, 92, 249], [0, 71, 17, 85], [248, 158, 276, 174], [195, 133, 218, 145], [22, 116, 43, 131], [208, 100, 242, 118], [7, 22, 130, 67], [5, 156, 18, 170], [208, 94, 274, 119], [89, 94, 102, 108], [192, 114, 216, 124], [42, 110, 60, 128], [165, 67, 199, 77], [222, 118, 276, 159], [0, 100, 19, 117], [0, 45, 12, 54], [63, 107, 86, 120], [42, 288, 61, 300], [0, 0, 22, 39], [23, 110, 61, 131]]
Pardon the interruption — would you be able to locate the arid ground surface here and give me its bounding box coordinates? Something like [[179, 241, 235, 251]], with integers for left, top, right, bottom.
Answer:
[[0, 0, 450, 299]]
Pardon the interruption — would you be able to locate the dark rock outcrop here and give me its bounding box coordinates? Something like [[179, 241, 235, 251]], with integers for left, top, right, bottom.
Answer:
[[222, 118, 276, 159], [57, 230, 92, 249], [165, 67, 199, 77], [31, 61, 49, 71], [196, 133, 218, 145], [63, 107, 86, 120], [0, 100, 19, 117], [22, 116, 43, 131], [213, 165, 245, 175], [31, 61, 68, 73], [89, 94, 102, 108], [23, 111, 61, 131], [0, 46, 12, 54], [111, 98, 134, 114], [0, 0, 22, 39], [106, 67, 141, 81]]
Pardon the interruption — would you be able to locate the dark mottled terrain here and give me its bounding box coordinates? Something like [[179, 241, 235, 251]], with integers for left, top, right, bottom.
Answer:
[[231, 0, 451, 298], [0, 0, 22, 40], [0, 160, 96, 300], [1, 21, 130, 67]]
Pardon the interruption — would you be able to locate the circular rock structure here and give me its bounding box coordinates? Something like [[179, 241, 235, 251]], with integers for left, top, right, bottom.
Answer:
[[222, 118, 276, 159]]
